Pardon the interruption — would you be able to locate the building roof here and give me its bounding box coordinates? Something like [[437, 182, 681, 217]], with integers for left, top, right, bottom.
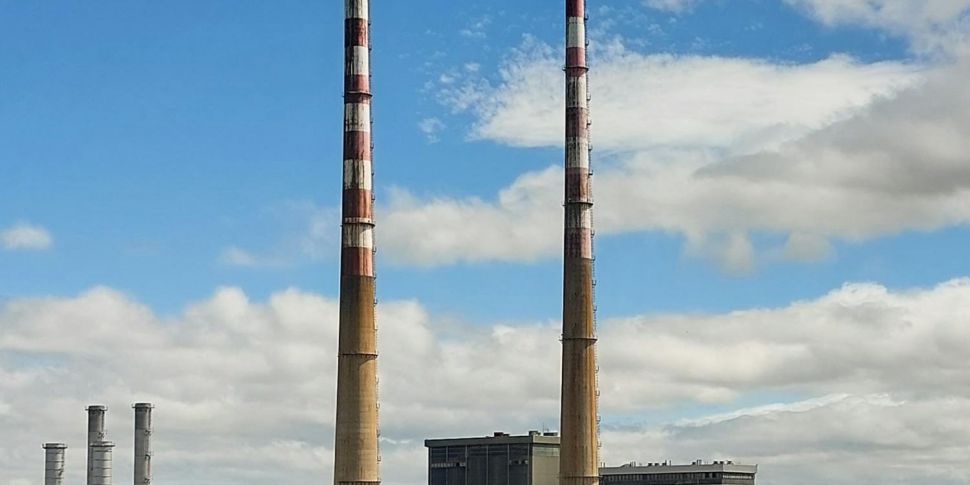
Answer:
[[601, 462, 757, 476], [425, 432, 561, 448]]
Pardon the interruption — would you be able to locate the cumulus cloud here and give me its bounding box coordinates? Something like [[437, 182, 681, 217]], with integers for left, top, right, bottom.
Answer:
[[380, 168, 562, 265], [373, 38, 970, 268], [1, 222, 53, 251], [600, 278, 970, 405], [604, 394, 970, 485], [639, 0, 970, 52], [451, 41, 920, 152], [785, 0, 970, 53], [2, 278, 970, 484]]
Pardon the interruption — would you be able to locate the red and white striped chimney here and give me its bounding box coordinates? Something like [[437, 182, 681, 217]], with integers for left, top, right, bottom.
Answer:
[[559, 1, 600, 485], [333, 1, 380, 484]]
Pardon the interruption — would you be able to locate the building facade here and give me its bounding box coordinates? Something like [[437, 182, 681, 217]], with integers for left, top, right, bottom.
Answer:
[[426, 434, 756, 485], [601, 462, 757, 485], [426, 432, 561, 485]]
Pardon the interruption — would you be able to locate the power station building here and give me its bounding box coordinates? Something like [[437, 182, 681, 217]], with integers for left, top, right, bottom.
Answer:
[[425, 434, 756, 485], [426, 432, 561, 485], [600, 462, 757, 485]]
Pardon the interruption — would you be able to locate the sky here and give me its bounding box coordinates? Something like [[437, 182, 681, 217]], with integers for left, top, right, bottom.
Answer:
[[2, 0, 970, 484]]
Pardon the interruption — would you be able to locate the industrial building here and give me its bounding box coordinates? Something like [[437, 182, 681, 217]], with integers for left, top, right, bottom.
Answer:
[[425, 434, 756, 485], [426, 432, 561, 485], [600, 462, 757, 485]]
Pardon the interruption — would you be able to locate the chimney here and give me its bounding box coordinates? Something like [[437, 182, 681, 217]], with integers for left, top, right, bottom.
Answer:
[[133, 403, 154, 485], [86, 405, 107, 485], [43, 443, 67, 485], [90, 441, 115, 485], [333, 1, 381, 485], [559, 1, 600, 485]]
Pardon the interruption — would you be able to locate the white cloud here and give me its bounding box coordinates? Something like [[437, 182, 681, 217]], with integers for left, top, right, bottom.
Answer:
[[638, 0, 970, 53], [377, 39, 970, 267], [779, 232, 834, 262], [600, 278, 970, 406], [642, 0, 700, 14], [444, 39, 921, 152], [220, 246, 263, 267], [219, 203, 338, 268], [380, 167, 562, 265], [1, 222, 53, 251], [418, 117, 446, 143], [604, 394, 970, 485], [3, 278, 970, 484], [785, 0, 970, 53], [459, 16, 492, 40]]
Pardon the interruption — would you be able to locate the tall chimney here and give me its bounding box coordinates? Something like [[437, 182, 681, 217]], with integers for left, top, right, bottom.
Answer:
[[559, 1, 600, 485], [89, 441, 115, 485], [133, 403, 154, 485], [86, 405, 107, 485], [43, 443, 67, 485], [333, 1, 380, 485]]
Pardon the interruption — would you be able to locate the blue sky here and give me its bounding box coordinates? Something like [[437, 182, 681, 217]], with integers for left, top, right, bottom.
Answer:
[[3, 1, 970, 484], [2, 0, 963, 318]]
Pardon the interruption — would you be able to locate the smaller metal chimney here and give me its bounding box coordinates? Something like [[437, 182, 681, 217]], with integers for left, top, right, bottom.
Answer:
[[43, 443, 67, 485], [133, 403, 153, 485], [86, 405, 107, 485], [90, 441, 115, 485]]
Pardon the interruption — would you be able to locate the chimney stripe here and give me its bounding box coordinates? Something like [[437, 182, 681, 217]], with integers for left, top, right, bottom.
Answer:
[[343, 131, 371, 161], [345, 0, 368, 20], [566, 48, 587, 69], [342, 189, 373, 220], [344, 159, 373, 190], [347, 46, 370, 76], [565, 168, 591, 201], [566, 77, 587, 108], [345, 18, 368, 46], [342, 225, 374, 249], [341, 248, 375, 277], [567, 17, 586, 48], [566, 139, 590, 168], [344, 103, 371, 133]]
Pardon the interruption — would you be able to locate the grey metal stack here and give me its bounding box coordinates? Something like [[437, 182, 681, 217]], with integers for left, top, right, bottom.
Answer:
[[86, 405, 107, 485], [89, 441, 115, 485], [43, 443, 67, 485], [133, 403, 154, 485]]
